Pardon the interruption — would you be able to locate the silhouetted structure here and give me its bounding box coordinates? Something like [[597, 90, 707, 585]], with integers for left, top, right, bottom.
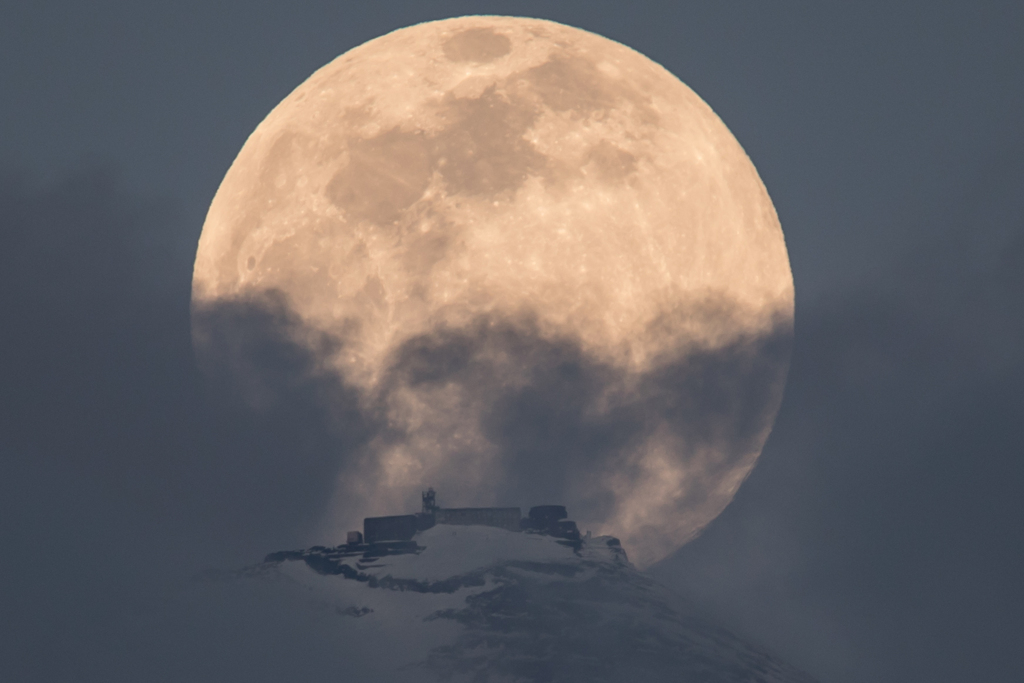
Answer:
[[522, 505, 579, 540], [364, 515, 418, 544], [527, 505, 567, 522], [422, 487, 438, 514], [358, 488, 579, 545], [436, 507, 521, 531]]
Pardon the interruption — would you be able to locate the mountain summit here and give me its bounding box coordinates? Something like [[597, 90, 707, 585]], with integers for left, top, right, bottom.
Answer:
[[239, 519, 817, 682]]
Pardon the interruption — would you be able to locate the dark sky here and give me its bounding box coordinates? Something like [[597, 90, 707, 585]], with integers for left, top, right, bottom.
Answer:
[[1, 2, 1022, 682]]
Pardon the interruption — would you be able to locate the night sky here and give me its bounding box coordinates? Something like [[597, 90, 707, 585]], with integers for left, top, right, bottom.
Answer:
[[2, 2, 1022, 682]]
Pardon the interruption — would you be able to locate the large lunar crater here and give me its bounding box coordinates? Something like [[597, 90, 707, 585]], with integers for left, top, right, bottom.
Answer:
[[192, 16, 793, 568]]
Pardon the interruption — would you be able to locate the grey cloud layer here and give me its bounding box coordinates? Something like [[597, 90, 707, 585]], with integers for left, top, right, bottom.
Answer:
[[2, 147, 1022, 680], [653, 154, 1024, 682], [194, 293, 790, 565]]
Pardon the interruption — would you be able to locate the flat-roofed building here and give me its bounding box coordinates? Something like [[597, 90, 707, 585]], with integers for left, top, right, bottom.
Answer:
[[435, 507, 521, 532], [363, 514, 418, 544]]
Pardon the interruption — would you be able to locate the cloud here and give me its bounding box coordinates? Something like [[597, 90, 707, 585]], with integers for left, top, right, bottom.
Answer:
[[0, 167, 370, 680], [0, 164, 792, 676], [650, 162, 1024, 682], [194, 294, 791, 567], [20, 156, 1023, 682]]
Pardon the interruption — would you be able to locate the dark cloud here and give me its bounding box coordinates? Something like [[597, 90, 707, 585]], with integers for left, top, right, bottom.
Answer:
[[0, 168, 369, 680], [377, 310, 788, 505], [6, 162, 1022, 682], [194, 286, 790, 568], [3, 139, 1023, 683], [3, 2, 1023, 680], [651, 155, 1024, 682], [0, 165, 790, 678]]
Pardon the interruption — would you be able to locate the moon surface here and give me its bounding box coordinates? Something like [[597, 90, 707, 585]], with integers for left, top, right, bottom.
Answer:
[[192, 16, 793, 567]]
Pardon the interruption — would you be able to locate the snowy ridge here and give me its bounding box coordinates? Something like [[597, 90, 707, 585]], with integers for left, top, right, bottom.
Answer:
[[237, 525, 817, 683]]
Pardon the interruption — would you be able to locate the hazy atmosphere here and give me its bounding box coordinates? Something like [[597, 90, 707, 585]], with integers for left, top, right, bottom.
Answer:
[[2, 2, 1022, 682]]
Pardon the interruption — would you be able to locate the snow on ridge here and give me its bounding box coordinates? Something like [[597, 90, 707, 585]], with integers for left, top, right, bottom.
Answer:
[[360, 524, 626, 581], [236, 524, 818, 683]]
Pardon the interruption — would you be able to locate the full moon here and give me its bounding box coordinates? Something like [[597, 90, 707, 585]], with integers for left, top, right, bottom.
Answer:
[[192, 16, 793, 568]]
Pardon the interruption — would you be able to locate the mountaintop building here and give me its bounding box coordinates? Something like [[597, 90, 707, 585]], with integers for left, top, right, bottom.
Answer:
[[358, 488, 580, 544]]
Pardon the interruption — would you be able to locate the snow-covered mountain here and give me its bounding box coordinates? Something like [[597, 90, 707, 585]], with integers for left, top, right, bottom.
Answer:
[[227, 525, 817, 682]]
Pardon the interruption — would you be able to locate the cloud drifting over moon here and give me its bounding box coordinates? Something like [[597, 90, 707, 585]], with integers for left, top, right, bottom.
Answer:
[[192, 17, 793, 566]]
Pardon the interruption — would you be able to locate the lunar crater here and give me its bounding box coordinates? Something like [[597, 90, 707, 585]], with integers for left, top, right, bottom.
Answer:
[[443, 28, 513, 63]]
